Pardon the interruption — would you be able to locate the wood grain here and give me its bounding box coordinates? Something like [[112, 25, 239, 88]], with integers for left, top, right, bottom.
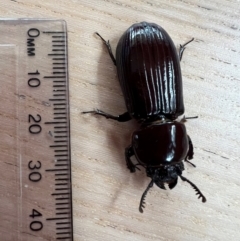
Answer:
[[0, 0, 239, 240]]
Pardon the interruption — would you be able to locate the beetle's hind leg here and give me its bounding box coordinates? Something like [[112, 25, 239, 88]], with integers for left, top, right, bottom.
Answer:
[[125, 145, 141, 172], [82, 109, 132, 122], [95, 32, 116, 65], [179, 38, 194, 61]]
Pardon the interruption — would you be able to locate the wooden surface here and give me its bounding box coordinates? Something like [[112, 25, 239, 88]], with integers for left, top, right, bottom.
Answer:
[[0, 0, 240, 240]]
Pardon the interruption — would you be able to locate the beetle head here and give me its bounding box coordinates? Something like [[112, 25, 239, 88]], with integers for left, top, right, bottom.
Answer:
[[146, 165, 180, 189], [139, 164, 206, 213]]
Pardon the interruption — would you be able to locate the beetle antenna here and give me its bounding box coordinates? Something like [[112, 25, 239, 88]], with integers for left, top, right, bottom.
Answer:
[[179, 175, 207, 203], [139, 179, 154, 213]]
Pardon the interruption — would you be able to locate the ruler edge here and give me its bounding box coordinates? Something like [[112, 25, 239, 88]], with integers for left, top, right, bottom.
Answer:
[[64, 20, 74, 241]]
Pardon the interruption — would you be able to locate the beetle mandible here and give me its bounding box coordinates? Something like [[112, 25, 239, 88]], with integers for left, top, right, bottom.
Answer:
[[83, 22, 206, 212]]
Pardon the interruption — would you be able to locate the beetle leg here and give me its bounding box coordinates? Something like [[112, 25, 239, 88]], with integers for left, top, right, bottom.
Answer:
[[180, 115, 198, 123], [95, 32, 116, 65], [179, 38, 194, 61], [187, 135, 194, 159], [125, 145, 140, 172], [82, 109, 131, 122], [184, 135, 196, 167]]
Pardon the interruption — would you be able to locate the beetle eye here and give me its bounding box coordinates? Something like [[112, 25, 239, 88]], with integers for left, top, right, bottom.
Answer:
[[134, 134, 139, 140]]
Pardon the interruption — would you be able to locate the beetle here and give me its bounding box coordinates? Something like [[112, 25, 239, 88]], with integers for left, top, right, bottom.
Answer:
[[83, 22, 206, 212]]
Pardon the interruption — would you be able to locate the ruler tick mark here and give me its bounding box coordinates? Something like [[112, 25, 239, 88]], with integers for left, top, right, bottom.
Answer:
[[46, 168, 69, 172], [45, 121, 67, 124], [49, 99, 66, 101], [55, 197, 69, 200], [55, 183, 68, 186], [53, 89, 66, 92], [52, 36, 65, 38], [53, 67, 66, 69], [54, 117, 67, 119], [56, 221, 70, 225], [55, 164, 68, 167], [52, 193, 70, 196], [56, 231, 71, 235], [43, 31, 66, 34], [53, 72, 66, 74], [46, 217, 68, 221], [49, 53, 65, 56], [56, 222, 71, 225], [53, 81, 66, 83], [56, 212, 70, 215], [55, 204, 69, 207], [50, 145, 67, 147], [44, 76, 66, 78], [54, 107, 66, 110], [54, 113, 67, 115], [56, 237, 71, 240], [55, 188, 70, 191]]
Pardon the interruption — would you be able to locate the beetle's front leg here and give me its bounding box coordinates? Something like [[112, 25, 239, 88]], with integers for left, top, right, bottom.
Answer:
[[82, 109, 132, 122], [184, 135, 196, 167], [95, 32, 116, 66], [125, 145, 141, 173]]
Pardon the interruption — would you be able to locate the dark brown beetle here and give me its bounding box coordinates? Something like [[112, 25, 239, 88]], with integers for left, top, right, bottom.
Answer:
[[83, 22, 206, 212]]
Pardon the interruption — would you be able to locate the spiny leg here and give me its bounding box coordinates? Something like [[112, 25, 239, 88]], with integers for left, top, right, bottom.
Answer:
[[82, 109, 132, 122], [125, 145, 141, 172], [179, 38, 194, 61], [95, 32, 116, 65]]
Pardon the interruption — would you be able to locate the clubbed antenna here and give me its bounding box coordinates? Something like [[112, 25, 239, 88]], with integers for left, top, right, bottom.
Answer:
[[179, 175, 207, 202], [139, 180, 154, 213]]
